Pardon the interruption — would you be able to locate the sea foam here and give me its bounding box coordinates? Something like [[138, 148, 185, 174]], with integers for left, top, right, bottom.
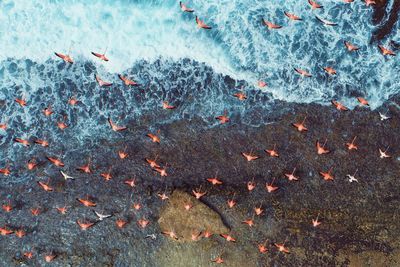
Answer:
[[0, 0, 399, 108]]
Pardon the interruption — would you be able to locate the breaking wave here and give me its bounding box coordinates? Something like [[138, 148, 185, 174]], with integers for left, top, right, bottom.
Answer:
[[0, 0, 399, 108]]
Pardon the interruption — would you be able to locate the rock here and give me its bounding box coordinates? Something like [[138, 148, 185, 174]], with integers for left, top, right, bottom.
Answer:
[[156, 240, 259, 267], [158, 190, 229, 242], [371, 0, 400, 42], [337, 249, 400, 267]]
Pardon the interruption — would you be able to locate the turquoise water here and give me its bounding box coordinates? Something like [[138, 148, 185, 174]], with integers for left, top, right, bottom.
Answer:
[[0, 0, 398, 107]]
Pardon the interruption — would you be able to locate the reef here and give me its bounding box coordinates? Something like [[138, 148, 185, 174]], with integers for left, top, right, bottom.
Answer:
[[157, 190, 229, 242], [0, 91, 399, 266]]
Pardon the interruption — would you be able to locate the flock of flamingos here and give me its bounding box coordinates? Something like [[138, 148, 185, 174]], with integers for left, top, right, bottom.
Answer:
[[0, 0, 397, 264]]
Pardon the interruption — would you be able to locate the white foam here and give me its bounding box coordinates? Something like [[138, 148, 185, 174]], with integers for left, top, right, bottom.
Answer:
[[0, 0, 399, 108], [0, 0, 247, 80], [190, 0, 400, 108]]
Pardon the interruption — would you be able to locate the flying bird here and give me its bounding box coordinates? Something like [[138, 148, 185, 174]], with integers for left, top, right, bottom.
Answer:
[[315, 16, 337, 26], [94, 211, 113, 221], [60, 170, 74, 180], [275, 243, 290, 253], [378, 45, 396, 56], [196, 16, 212, 29], [294, 68, 312, 77], [284, 11, 302, 21], [292, 116, 308, 132], [308, 0, 323, 9], [344, 41, 359, 52], [365, 0, 376, 6], [331, 100, 349, 111], [285, 168, 299, 181], [312, 215, 322, 227], [180, 2, 194, 12], [378, 111, 391, 121], [162, 101, 176, 110], [77, 220, 96, 230], [357, 97, 369, 106], [55, 52, 73, 64], [216, 111, 230, 124], [324, 67, 337, 75], [379, 147, 391, 158], [346, 169, 359, 183], [262, 19, 282, 29], [118, 74, 139, 86], [108, 118, 127, 132], [241, 152, 260, 161], [316, 139, 330, 155], [95, 75, 112, 87], [91, 50, 109, 61], [258, 80, 267, 88]]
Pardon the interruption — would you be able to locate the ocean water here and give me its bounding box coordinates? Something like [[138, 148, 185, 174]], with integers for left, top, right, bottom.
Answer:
[[1, 0, 399, 106], [0, 0, 399, 177]]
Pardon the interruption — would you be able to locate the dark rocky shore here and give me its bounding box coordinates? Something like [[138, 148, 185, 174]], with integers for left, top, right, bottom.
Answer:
[[371, 0, 400, 42], [0, 92, 399, 266]]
